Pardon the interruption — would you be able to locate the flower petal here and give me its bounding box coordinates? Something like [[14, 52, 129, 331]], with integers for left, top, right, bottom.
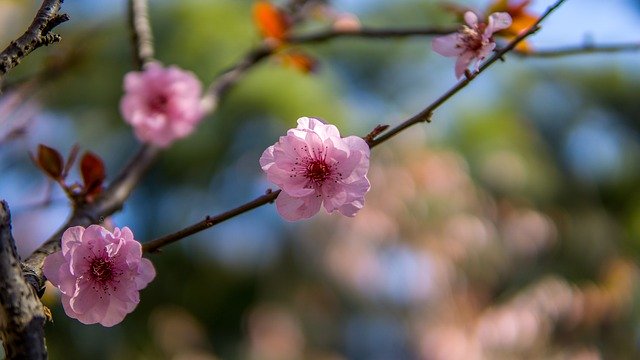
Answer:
[[275, 192, 322, 221], [486, 12, 513, 35], [432, 33, 463, 57]]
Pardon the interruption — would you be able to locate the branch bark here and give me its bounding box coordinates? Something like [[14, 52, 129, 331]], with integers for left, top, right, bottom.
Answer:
[[516, 42, 640, 57], [128, 0, 155, 69], [0, 0, 68, 87], [288, 26, 458, 44], [0, 201, 47, 359]]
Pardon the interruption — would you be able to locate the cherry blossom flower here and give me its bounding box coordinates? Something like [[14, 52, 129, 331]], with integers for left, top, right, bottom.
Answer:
[[260, 117, 371, 221], [43, 225, 156, 327], [120, 63, 204, 148], [432, 11, 512, 79]]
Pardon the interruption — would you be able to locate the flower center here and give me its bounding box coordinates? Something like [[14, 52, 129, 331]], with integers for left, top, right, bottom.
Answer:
[[306, 160, 331, 184], [460, 26, 484, 51], [148, 94, 169, 113], [90, 258, 114, 283]]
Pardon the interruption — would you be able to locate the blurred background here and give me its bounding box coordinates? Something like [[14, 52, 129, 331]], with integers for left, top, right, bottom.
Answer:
[[1, 0, 640, 359]]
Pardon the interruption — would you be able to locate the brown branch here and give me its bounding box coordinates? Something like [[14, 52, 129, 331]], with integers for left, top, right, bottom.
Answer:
[[142, 0, 568, 253], [143, 190, 280, 253], [0, 201, 47, 359], [128, 0, 155, 69], [289, 26, 458, 44], [517, 42, 640, 58], [201, 42, 276, 112], [0, 0, 69, 87]]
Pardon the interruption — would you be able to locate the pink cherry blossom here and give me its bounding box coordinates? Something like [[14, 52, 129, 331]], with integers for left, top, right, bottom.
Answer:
[[120, 62, 204, 148], [260, 117, 371, 221], [43, 225, 156, 327], [432, 11, 512, 79]]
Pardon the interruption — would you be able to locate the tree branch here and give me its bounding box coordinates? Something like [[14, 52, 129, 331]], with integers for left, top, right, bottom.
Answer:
[[201, 42, 276, 113], [128, 0, 155, 69], [0, 0, 68, 87], [288, 26, 458, 44], [142, 0, 568, 253], [142, 190, 281, 253], [0, 201, 47, 359], [516, 42, 640, 57]]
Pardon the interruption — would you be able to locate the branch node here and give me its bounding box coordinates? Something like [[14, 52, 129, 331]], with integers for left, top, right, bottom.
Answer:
[[364, 124, 390, 146]]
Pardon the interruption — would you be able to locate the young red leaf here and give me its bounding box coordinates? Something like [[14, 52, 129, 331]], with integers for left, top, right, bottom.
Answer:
[[253, 0, 290, 42], [80, 151, 106, 196], [36, 144, 64, 180], [279, 51, 318, 74], [63, 144, 80, 179]]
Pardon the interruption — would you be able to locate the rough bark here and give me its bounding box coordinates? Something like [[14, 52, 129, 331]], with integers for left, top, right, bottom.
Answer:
[[0, 201, 47, 359]]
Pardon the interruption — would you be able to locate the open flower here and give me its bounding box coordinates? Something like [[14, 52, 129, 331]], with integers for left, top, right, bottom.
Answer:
[[120, 63, 204, 148], [260, 117, 371, 221], [432, 11, 512, 79], [43, 225, 156, 327]]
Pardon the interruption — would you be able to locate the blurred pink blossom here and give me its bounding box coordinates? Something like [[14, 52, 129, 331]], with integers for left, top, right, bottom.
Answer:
[[120, 63, 204, 147], [260, 117, 370, 221], [43, 225, 156, 327], [432, 11, 512, 78]]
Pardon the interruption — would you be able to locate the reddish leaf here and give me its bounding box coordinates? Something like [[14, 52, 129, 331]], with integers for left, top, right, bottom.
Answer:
[[279, 51, 318, 74], [80, 152, 106, 196], [36, 144, 64, 180], [253, 1, 290, 42], [63, 144, 80, 179]]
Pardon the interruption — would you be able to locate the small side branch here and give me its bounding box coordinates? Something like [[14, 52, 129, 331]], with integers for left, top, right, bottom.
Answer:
[[142, 190, 280, 253], [128, 0, 155, 69], [0, 0, 68, 85], [517, 42, 640, 58], [0, 201, 47, 359], [289, 26, 458, 44]]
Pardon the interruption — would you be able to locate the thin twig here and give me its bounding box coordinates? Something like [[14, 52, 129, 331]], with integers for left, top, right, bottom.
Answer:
[[289, 26, 458, 44], [0, 0, 69, 87], [128, 0, 155, 69], [142, 190, 280, 253], [142, 0, 568, 253], [201, 42, 276, 112], [516, 42, 640, 57]]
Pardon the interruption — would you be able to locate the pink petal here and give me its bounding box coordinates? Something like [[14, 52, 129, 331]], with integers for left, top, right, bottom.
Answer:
[[135, 258, 156, 289], [275, 192, 322, 221], [259, 145, 276, 170], [464, 11, 479, 27], [486, 12, 513, 35], [119, 227, 135, 242], [477, 42, 497, 62], [61, 226, 84, 257], [99, 297, 135, 327], [321, 182, 348, 213], [454, 52, 475, 79], [298, 117, 340, 140], [432, 34, 463, 57], [42, 252, 65, 286], [337, 201, 363, 217]]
